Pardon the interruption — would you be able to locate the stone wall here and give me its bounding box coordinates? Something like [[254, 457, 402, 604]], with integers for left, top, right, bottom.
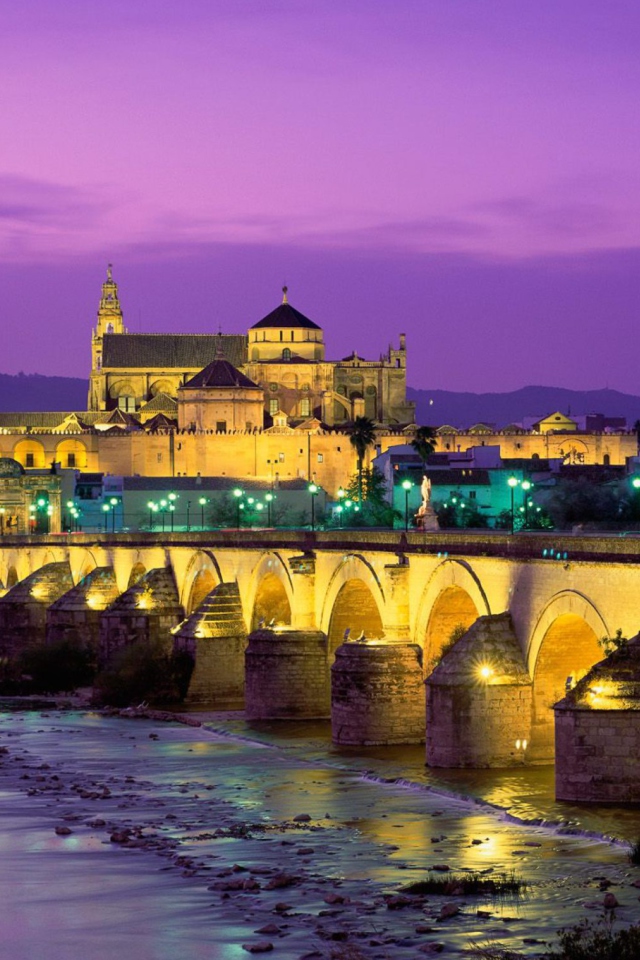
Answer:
[[173, 582, 247, 705], [245, 629, 330, 719], [555, 705, 640, 802], [46, 567, 119, 657], [331, 642, 425, 745], [425, 613, 533, 767], [0, 562, 74, 657], [99, 567, 183, 665]]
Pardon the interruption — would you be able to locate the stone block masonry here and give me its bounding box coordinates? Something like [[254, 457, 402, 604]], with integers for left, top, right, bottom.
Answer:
[[331, 642, 425, 745]]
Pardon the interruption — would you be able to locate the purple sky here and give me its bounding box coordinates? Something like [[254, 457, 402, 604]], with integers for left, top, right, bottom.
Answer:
[[2, 0, 640, 393]]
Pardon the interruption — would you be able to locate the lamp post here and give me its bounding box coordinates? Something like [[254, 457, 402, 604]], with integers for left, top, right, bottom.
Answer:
[[336, 504, 343, 528], [186, 499, 191, 531], [508, 476, 519, 534], [402, 479, 412, 531], [308, 482, 318, 531], [199, 496, 208, 531], [102, 502, 110, 532], [233, 488, 243, 529], [265, 492, 273, 526], [147, 501, 155, 531], [109, 496, 118, 533], [521, 480, 531, 529], [159, 499, 168, 532]]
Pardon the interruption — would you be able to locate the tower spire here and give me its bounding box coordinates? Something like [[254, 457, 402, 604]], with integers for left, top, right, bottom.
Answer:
[[282, 284, 288, 305]]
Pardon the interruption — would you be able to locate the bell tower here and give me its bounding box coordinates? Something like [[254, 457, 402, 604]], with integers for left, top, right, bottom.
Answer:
[[88, 264, 128, 410]]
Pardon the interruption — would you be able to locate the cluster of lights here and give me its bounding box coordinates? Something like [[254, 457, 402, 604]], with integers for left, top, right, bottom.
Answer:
[[335, 486, 359, 528], [233, 488, 276, 529], [66, 499, 82, 531], [102, 496, 120, 532], [30, 497, 53, 533], [147, 493, 177, 531]]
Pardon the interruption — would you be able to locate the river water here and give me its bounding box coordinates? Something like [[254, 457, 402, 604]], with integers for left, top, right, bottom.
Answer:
[[2, 708, 640, 960]]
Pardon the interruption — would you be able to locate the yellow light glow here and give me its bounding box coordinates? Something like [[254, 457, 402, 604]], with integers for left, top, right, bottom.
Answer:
[[478, 664, 493, 680]]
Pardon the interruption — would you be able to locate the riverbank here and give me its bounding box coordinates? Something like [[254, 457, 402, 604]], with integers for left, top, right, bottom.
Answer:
[[2, 708, 640, 959]]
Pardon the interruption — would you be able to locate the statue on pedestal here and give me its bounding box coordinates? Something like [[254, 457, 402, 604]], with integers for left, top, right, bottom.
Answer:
[[415, 473, 439, 531]]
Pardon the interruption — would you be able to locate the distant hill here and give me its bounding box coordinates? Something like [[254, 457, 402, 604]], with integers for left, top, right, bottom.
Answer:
[[1, 374, 639, 430], [0, 373, 88, 412], [408, 385, 640, 430]]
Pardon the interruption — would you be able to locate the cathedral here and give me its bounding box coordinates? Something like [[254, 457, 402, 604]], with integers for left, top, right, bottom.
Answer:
[[88, 266, 414, 430]]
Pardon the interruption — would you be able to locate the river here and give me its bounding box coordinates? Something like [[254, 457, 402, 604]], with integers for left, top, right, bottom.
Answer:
[[1, 708, 640, 960]]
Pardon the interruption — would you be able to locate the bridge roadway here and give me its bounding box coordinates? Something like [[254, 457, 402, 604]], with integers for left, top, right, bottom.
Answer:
[[0, 528, 638, 761]]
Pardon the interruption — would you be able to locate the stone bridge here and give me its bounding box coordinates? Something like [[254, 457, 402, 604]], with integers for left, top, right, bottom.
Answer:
[[1, 529, 638, 766]]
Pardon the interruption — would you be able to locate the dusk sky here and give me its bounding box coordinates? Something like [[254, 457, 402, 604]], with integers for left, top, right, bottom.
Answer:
[[2, 0, 640, 393]]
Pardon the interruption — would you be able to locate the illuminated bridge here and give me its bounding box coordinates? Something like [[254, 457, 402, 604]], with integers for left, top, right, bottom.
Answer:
[[1, 529, 637, 767]]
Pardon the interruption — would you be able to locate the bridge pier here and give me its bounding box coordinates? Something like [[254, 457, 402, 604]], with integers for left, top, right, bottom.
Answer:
[[0, 562, 74, 658], [173, 582, 247, 705], [245, 628, 330, 719], [288, 553, 317, 629], [331, 641, 425, 745], [555, 636, 640, 802], [98, 567, 184, 666], [425, 614, 532, 767], [46, 567, 120, 660]]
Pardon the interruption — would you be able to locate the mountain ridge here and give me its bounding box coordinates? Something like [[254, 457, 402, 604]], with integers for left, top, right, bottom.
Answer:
[[408, 385, 640, 429], [0, 373, 639, 428]]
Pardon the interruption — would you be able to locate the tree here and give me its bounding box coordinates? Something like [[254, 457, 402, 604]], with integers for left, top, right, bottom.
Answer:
[[411, 425, 437, 465], [348, 415, 377, 503], [342, 466, 398, 527]]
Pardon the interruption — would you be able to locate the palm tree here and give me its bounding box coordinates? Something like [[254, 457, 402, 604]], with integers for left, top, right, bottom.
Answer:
[[411, 425, 437, 465], [348, 416, 377, 503]]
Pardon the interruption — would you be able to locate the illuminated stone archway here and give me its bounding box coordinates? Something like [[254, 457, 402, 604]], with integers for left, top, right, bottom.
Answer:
[[69, 548, 99, 585], [54, 439, 88, 470], [423, 586, 480, 673], [527, 591, 607, 761], [247, 553, 293, 631], [415, 560, 490, 672], [327, 579, 384, 655], [180, 551, 222, 614], [321, 554, 385, 656]]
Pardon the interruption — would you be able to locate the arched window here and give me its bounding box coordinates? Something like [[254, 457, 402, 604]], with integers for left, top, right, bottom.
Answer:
[[282, 348, 291, 361]]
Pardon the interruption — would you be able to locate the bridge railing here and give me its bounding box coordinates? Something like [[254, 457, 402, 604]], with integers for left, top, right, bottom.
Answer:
[[1, 528, 640, 564]]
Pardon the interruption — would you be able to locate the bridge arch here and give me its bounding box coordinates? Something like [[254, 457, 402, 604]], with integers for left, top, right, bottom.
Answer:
[[68, 548, 99, 585], [246, 552, 293, 631], [180, 550, 223, 614], [321, 554, 385, 655], [527, 590, 608, 761], [414, 559, 490, 670]]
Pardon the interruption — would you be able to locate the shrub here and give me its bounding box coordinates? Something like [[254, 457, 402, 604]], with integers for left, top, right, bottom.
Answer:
[[547, 916, 640, 959], [93, 639, 193, 707], [19, 639, 96, 694]]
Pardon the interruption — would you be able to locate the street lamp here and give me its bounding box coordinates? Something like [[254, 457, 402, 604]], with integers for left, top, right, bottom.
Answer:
[[508, 476, 519, 534], [265, 491, 274, 526], [102, 502, 110, 532], [233, 488, 243, 529], [402, 479, 412, 531], [186, 499, 191, 531], [109, 496, 118, 533], [336, 504, 343, 528], [147, 500, 155, 530], [521, 480, 532, 529], [199, 496, 208, 530], [308, 482, 319, 531]]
